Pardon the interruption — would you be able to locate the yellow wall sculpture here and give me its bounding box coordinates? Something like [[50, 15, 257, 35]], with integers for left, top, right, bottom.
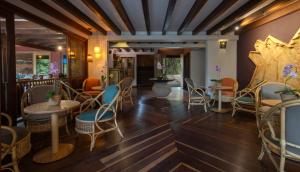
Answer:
[[248, 28, 300, 89]]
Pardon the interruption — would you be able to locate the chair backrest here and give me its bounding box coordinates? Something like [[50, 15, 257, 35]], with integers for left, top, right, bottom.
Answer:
[[221, 77, 238, 96], [262, 100, 300, 156], [27, 85, 54, 104], [119, 77, 133, 91], [184, 78, 195, 95], [259, 82, 289, 100], [285, 103, 300, 152], [102, 84, 120, 105], [83, 78, 100, 91]]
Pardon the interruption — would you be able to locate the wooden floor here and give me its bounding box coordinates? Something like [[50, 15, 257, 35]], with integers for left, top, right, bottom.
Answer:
[[19, 87, 300, 172]]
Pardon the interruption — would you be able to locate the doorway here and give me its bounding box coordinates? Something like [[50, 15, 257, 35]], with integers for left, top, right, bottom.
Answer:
[[137, 55, 154, 87]]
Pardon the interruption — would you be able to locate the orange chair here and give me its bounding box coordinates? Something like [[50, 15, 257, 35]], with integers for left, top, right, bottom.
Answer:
[[221, 77, 238, 98], [82, 78, 101, 96]]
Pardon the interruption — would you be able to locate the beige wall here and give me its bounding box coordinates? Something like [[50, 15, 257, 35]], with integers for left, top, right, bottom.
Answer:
[[87, 34, 108, 78]]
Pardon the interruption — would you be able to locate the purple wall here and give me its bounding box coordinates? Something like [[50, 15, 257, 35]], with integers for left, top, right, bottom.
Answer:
[[237, 10, 300, 89]]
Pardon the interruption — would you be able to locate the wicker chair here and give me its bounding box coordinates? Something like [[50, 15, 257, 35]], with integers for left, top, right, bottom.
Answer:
[[185, 78, 209, 112], [82, 77, 101, 97], [1, 113, 31, 172], [258, 99, 300, 172], [75, 84, 123, 151], [231, 80, 266, 117], [118, 77, 134, 111], [21, 85, 70, 133], [255, 82, 290, 130]]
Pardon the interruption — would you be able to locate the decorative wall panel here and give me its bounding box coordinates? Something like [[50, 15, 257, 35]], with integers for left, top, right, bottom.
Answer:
[[248, 28, 300, 89]]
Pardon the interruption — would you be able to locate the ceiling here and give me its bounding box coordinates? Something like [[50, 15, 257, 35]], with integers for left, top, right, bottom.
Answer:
[[1, 0, 299, 40]]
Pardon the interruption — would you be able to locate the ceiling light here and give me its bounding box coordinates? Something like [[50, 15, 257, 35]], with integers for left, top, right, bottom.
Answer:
[[57, 46, 63, 51], [234, 26, 240, 31]]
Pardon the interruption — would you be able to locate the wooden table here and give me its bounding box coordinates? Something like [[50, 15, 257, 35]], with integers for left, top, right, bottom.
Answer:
[[261, 99, 281, 106], [211, 86, 233, 113], [24, 100, 80, 163]]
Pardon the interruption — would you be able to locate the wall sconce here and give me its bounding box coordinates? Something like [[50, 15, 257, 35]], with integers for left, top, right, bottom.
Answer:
[[87, 54, 93, 62], [94, 46, 101, 59], [219, 40, 227, 49], [70, 51, 76, 58]]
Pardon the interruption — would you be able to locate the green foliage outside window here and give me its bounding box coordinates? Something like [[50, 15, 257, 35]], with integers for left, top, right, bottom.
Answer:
[[36, 56, 49, 75], [164, 58, 182, 75]]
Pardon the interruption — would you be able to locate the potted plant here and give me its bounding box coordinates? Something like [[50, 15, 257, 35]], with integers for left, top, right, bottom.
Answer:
[[276, 64, 300, 101], [46, 80, 62, 106]]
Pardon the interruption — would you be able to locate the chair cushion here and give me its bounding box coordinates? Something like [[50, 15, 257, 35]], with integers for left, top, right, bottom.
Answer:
[[77, 109, 114, 122], [0, 127, 29, 145], [84, 78, 100, 91], [83, 90, 101, 96], [237, 96, 255, 105], [102, 85, 119, 104], [264, 129, 300, 156]]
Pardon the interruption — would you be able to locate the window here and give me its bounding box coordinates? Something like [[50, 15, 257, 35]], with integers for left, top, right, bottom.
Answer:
[[36, 55, 49, 75]]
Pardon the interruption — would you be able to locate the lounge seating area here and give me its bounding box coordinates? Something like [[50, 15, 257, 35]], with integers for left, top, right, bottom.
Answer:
[[1, 1, 300, 172]]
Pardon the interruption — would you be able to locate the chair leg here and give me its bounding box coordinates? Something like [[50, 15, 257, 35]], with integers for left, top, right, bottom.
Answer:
[[279, 154, 286, 172], [264, 142, 279, 170], [12, 147, 20, 172], [188, 99, 191, 110], [258, 144, 265, 160], [90, 134, 95, 151], [204, 104, 207, 112], [114, 119, 124, 138], [130, 95, 134, 105]]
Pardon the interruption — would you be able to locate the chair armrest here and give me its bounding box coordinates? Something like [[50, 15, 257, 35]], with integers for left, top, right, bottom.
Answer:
[[1, 113, 12, 126], [1, 126, 17, 159]]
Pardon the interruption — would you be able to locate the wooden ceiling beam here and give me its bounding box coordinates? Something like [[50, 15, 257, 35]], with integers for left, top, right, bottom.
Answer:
[[52, 0, 106, 34], [177, 0, 207, 35], [142, 0, 150, 35], [206, 0, 262, 35], [162, 0, 177, 35], [221, 0, 300, 35], [20, 0, 92, 35], [111, 0, 135, 35], [192, 0, 238, 35], [81, 0, 121, 35], [0, 1, 86, 41], [16, 41, 56, 51]]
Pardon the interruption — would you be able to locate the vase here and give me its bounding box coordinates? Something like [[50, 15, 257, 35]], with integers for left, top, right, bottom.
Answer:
[[48, 95, 61, 106], [280, 93, 298, 102]]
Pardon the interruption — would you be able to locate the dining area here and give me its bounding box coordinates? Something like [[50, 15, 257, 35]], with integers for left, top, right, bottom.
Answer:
[[1, 76, 134, 171]]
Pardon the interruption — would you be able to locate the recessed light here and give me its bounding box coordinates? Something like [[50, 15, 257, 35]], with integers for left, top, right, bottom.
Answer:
[[234, 26, 240, 31]]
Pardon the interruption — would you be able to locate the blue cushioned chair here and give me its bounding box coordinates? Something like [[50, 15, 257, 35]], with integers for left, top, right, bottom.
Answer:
[[75, 84, 123, 151], [258, 99, 300, 172]]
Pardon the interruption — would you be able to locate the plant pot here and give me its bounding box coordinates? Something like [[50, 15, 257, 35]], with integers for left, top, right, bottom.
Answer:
[[48, 95, 61, 106], [280, 93, 298, 102]]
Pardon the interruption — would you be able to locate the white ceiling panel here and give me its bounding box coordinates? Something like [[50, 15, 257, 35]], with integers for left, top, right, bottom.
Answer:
[[122, 0, 146, 31], [168, 0, 196, 31], [95, 0, 129, 32], [148, 0, 169, 31], [185, 0, 223, 31]]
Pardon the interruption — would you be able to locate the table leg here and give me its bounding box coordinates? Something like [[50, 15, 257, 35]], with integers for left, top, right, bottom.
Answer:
[[51, 113, 59, 153], [33, 113, 74, 163], [218, 89, 222, 111]]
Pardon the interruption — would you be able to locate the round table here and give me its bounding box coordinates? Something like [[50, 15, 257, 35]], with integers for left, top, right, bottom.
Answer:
[[24, 100, 80, 163], [149, 78, 174, 98], [211, 86, 233, 113]]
